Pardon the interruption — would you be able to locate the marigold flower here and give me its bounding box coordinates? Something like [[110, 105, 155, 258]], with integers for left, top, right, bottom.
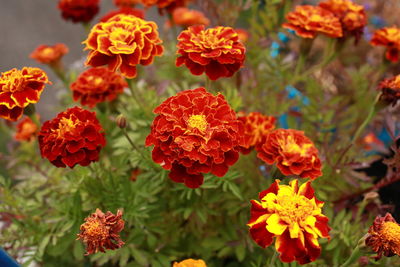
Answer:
[[371, 27, 400, 62], [30, 43, 69, 65], [172, 7, 210, 27], [319, 0, 367, 41], [83, 14, 164, 78], [257, 129, 322, 180], [71, 67, 127, 108], [58, 0, 99, 23], [14, 116, 38, 142], [282, 5, 343, 39], [248, 179, 330, 265], [145, 87, 243, 188], [114, 0, 141, 7], [238, 112, 276, 154], [142, 0, 190, 12], [99, 7, 145, 22], [365, 213, 400, 260], [77, 209, 125, 255], [176, 25, 246, 81], [173, 258, 207, 267], [0, 67, 50, 121], [378, 74, 400, 105], [38, 106, 106, 168], [235, 28, 250, 43]]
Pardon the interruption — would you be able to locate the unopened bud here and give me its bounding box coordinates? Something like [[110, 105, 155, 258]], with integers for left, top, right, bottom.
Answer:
[[116, 114, 127, 129]]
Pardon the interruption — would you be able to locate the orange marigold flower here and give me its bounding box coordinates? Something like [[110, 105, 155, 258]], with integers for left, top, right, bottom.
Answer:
[[71, 67, 127, 108], [114, 0, 141, 7], [14, 116, 38, 142], [142, 0, 190, 11], [30, 43, 69, 65], [0, 67, 50, 121], [173, 259, 207, 267], [235, 28, 250, 43], [38, 106, 106, 168], [176, 25, 246, 81], [58, 0, 99, 23], [256, 129, 322, 180], [145, 87, 243, 188], [172, 7, 210, 27], [83, 14, 164, 78], [238, 112, 276, 154], [378, 74, 400, 105], [282, 5, 343, 39], [77, 209, 125, 255], [365, 213, 400, 260], [371, 27, 400, 62], [248, 179, 330, 265], [99, 7, 145, 22], [319, 0, 367, 42]]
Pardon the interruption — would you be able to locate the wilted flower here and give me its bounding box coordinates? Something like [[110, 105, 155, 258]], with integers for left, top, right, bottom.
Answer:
[[365, 213, 400, 260], [99, 7, 145, 22], [58, 0, 99, 23], [83, 14, 164, 78], [145, 87, 243, 188], [176, 25, 246, 81], [171, 7, 210, 27], [30, 43, 69, 65], [248, 179, 330, 264], [113, 0, 141, 7], [370, 27, 400, 62], [282, 5, 343, 39], [71, 67, 127, 108], [38, 106, 106, 168], [256, 129, 322, 180], [14, 116, 38, 142], [0, 67, 51, 121], [77, 209, 125, 255], [378, 74, 400, 106], [173, 258, 207, 267]]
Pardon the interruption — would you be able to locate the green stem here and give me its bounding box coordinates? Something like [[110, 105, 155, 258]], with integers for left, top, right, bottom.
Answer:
[[339, 246, 361, 267], [268, 251, 278, 266], [122, 128, 146, 159], [351, 94, 380, 143]]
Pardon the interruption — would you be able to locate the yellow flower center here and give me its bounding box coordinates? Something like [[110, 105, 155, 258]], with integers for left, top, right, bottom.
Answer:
[[1, 71, 24, 93], [275, 194, 315, 223], [88, 76, 103, 87], [54, 116, 78, 138], [187, 114, 207, 132], [83, 219, 108, 241], [381, 222, 400, 244], [42, 48, 54, 57], [281, 135, 312, 156]]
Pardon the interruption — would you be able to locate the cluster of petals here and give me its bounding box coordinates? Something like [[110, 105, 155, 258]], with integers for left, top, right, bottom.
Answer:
[[83, 14, 164, 78], [176, 25, 246, 81], [171, 7, 210, 28], [365, 213, 400, 260], [14, 116, 38, 142], [38, 106, 106, 168], [114, 0, 142, 7], [77, 209, 125, 255], [145, 87, 243, 188], [58, 0, 99, 23], [237, 112, 276, 154], [257, 129, 322, 180], [100, 7, 145, 22], [370, 27, 400, 62], [377, 74, 400, 106], [71, 67, 127, 108], [282, 5, 343, 39], [30, 43, 69, 65], [248, 179, 330, 265], [0, 67, 50, 121], [142, 0, 190, 12], [173, 259, 207, 267]]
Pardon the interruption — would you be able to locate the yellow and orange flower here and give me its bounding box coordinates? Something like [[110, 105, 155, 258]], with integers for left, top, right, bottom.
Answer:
[[114, 0, 141, 7], [378, 74, 400, 105], [176, 25, 246, 81], [77, 209, 125, 255], [83, 14, 164, 78], [38, 106, 106, 168], [371, 27, 400, 62], [145, 87, 243, 188], [365, 213, 400, 260], [173, 258, 207, 267], [0, 67, 50, 121], [171, 7, 210, 27], [282, 5, 343, 39], [238, 112, 276, 154], [58, 0, 99, 23], [257, 129, 322, 180], [99, 7, 145, 22], [30, 43, 69, 65], [248, 179, 330, 264], [319, 0, 366, 41], [14, 116, 38, 142], [71, 67, 127, 108]]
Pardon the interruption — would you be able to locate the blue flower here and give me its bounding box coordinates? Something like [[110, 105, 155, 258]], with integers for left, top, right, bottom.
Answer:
[[278, 32, 290, 43]]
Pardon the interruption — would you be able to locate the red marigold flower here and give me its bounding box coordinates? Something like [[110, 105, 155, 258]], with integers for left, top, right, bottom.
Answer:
[[145, 87, 243, 188], [0, 67, 51, 121], [77, 209, 125, 255], [173, 259, 207, 267], [282, 5, 343, 39], [30, 43, 69, 65], [319, 0, 367, 42], [172, 7, 210, 27], [38, 106, 106, 168], [256, 129, 322, 180], [14, 116, 38, 142], [99, 7, 145, 22], [83, 14, 164, 78], [114, 0, 141, 7], [378, 74, 400, 105], [71, 67, 127, 108], [176, 25, 246, 81], [365, 213, 400, 260], [371, 27, 400, 62], [248, 179, 330, 265], [58, 0, 99, 23], [238, 112, 276, 154]]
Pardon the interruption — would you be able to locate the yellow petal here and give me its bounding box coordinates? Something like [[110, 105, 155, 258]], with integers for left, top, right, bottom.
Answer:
[[266, 213, 287, 235]]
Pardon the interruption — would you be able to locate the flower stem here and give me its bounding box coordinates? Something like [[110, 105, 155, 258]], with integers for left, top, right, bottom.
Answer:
[[340, 246, 361, 267], [351, 94, 380, 143], [122, 128, 147, 160]]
